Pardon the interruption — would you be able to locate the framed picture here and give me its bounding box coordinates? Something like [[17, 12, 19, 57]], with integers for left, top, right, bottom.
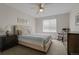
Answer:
[[75, 15, 79, 25], [17, 18, 27, 24]]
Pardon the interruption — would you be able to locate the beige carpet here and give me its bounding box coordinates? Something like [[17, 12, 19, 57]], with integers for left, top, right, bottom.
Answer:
[[0, 40, 67, 55]]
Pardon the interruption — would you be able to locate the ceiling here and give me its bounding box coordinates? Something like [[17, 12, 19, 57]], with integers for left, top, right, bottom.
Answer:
[[4, 3, 79, 18]]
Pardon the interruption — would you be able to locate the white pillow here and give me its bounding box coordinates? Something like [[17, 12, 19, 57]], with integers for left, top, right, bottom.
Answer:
[[22, 29, 31, 35], [16, 25, 31, 35]]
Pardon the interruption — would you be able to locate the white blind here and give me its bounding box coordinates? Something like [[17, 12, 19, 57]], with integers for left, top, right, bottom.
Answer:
[[43, 19, 57, 32]]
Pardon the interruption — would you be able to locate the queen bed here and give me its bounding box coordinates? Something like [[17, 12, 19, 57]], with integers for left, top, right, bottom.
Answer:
[[15, 25, 52, 53], [18, 33, 52, 53]]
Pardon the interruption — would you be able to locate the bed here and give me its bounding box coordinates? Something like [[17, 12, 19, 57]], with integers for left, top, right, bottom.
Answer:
[[15, 25, 52, 53], [18, 33, 52, 53]]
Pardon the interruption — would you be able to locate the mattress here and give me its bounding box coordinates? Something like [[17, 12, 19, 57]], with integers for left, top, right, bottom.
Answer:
[[18, 34, 51, 46]]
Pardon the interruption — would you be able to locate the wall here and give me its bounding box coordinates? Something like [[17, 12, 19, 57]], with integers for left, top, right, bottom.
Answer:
[[35, 13, 70, 33], [0, 4, 35, 33], [35, 13, 70, 39], [70, 9, 79, 32]]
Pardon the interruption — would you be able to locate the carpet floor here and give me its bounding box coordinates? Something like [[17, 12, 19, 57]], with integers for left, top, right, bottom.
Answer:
[[0, 40, 67, 55]]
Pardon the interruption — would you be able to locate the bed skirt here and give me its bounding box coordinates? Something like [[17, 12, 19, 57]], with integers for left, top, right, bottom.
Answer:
[[18, 39, 52, 53]]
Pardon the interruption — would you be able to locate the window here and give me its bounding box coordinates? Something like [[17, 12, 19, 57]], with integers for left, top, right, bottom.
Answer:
[[43, 19, 57, 32]]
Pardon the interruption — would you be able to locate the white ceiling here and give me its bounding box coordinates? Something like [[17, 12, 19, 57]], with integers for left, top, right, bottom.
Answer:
[[4, 3, 79, 18]]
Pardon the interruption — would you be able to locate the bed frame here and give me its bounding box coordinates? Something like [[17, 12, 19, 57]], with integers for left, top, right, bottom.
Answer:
[[18, 39, 52, 53]]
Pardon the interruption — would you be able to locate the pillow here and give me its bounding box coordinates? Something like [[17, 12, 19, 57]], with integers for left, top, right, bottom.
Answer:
[[15, 25, 31, 35], [22, 29, 31, 35], [16, 30, 22, 35]]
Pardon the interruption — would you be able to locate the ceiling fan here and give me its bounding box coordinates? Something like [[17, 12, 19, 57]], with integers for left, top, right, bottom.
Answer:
[[38, 3, 45, 12], [32, 3, 46, 14], [31, 3, 46, 14]]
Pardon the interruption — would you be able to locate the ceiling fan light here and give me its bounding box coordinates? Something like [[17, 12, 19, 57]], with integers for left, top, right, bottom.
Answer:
[[39, 8, 44, 12]]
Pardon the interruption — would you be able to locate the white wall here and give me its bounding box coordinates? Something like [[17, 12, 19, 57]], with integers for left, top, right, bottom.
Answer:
[[35, 13, 70, 33], [35, 13, 70, 39], [70, 9, 79, 32], [0, 4, 35, 33]]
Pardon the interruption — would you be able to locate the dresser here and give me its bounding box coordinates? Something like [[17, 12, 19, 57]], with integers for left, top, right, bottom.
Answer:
[[67, 32, 79, 55], [0, 35, 18, 51]]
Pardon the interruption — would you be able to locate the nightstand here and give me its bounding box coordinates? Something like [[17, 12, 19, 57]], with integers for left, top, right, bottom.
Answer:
[[0, 35, 18, 51]]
